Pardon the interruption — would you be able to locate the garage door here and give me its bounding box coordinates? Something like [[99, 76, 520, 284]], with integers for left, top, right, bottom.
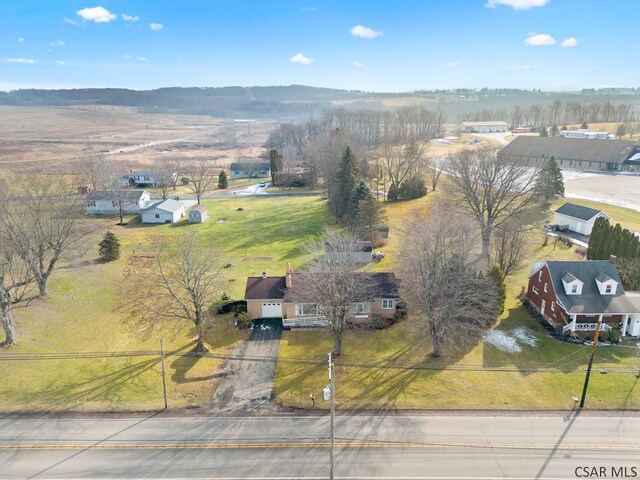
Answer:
[[261, 302, 282, 318]]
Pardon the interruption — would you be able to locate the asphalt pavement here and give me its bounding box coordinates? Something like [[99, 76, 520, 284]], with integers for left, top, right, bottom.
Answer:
[[1, 412, 638, 479]]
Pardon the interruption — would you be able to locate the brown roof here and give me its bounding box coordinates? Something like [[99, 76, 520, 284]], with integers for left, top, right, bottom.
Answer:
[[499, 136, 640, 165], [192, 205, 207, 213], [244, 276, 287, 300], [286, 272, 400, 302]]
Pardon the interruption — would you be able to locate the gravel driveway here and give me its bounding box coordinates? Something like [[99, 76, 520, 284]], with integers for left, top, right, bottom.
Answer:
[[207, 320, 282, 414]]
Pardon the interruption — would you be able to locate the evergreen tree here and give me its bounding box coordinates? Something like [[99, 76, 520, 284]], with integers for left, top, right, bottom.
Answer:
[[550, 124, 559, 136], [540, 127, 549, 137], [587, 218, 608, 260], [330, 146, 359, 219], [488, 264, 506, 316], [349, 180, 370, 223], [610, 223, 623, 256], [269, 148, 281, 186], [98, 231, 120, 262], [561, 125, 568, 132], [617, 124, 627, 139], [355, 193, 386, 241], [580, 122, 589, 129], [218, 170, 228, 189], [398, 176, 427, 199], [535, 155, 564, 203]]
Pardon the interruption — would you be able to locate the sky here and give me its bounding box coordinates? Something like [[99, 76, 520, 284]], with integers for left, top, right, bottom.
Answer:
[[1, 0, 639, 92]]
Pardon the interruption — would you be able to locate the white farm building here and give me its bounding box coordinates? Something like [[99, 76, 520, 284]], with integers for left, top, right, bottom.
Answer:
[[461, 121, 509, 133], [86, 190, 151, 215], [141, 199, 187, 224], [554, 203, 610, 236]]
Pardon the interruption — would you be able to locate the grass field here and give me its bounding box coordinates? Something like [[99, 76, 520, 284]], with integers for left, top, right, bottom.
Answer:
[[0, 196, 332, 412], [274, 194, 640, 411]]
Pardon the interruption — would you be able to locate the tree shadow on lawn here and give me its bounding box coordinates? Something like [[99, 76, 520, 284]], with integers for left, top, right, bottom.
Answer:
[[482, 303, 632, 374], [170, 341, 219, 384]]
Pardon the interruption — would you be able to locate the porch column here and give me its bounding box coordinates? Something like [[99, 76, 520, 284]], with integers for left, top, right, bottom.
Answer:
[[621, 314, 629, 337], [571, 315, 577, 332]]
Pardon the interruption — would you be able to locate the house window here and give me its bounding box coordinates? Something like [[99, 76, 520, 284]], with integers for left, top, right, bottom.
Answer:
[[605, 284, 612, 293], [295, 304, 320, 316], [571, 284, 578, 294], [532, 286, 539, 295], [538, 270, 543, 282], [144, 176, 150, 181], [544, 283, 548, 293], [382, 299, 395, 310], [87, 200, 96, 207], [155, 214, 160, 219], [112, 201, 117, 207], [350, 303, 370, 314], [551, 301, 555, 311]]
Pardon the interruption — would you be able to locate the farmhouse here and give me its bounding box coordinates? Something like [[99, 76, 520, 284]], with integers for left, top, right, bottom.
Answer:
[[461, 121, 509, 133], [498, 136, 640, 171], [140, 199, 186, 224], [189, 205, 208, 223], [554, 203, 610, 236], [527, 260, 640, 338], [86, 190, 151, 215], [244, 266, 400, 328], [229, 162, 271, 179], [323, 240, 372, 264]]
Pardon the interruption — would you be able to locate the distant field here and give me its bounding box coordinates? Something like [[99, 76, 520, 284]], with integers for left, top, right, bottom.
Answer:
[[0, 105, 275, 173]]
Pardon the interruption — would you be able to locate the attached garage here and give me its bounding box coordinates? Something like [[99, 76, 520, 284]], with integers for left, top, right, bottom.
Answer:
[[261, 302, 283, 318]]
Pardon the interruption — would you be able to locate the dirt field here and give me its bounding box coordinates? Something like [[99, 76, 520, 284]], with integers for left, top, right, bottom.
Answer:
[[0, 106, 277, 173]]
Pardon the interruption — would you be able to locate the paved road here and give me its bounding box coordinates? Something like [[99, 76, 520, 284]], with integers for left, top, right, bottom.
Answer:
[[1, 413, 638, 479], [207, 322, 282, 414]]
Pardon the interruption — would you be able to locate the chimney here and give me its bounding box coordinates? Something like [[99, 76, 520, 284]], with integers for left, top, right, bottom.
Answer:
[[286, 262, 292, 288], [261, 271, 267, 280]]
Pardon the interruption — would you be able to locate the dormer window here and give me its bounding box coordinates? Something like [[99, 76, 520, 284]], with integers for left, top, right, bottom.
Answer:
[[595, 273, 617, 296], [571, 284, 577, 294], [561, 272, 583, 295]]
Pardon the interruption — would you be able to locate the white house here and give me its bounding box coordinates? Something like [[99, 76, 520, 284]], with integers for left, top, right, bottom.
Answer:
[[554, 203, 610, 236], [229, 162, 271, 180], [189, 205, 208, 223], [560, 129, 614, 140], [461, 121, 509, 133], [140, 199, 186, 224], [121, 171, 177, 187], [86, 190, 151, 215]]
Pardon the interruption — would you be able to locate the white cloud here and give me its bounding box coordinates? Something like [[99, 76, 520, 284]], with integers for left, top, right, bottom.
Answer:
[[17, 37, 25, 43], [149, 23, 164, 31], [485, 0, 549, 9], [63, 16, 81, 26], [122, 14, 139, 22], [561, 37, 578, 48], [76, 6, 117, 23], [525, 33, 555, 46], [136, 56, 149, 62], [49, 40, 65, 47], [352, 60, 365, 68], [350, 25, 383, 39], [56, 60, 66, 65], [5, 58, 36, 64], [509, 65, 531, 71], [446, 61, 460, 68], [290, 53, 314, 65]]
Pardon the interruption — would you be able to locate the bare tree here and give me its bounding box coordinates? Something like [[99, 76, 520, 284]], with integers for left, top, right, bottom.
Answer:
[[152, 158, 176, 200], [186, 161, 215, 205], [491, 223, 529, 277], [123, 234, 226, 352], [76, 157, 111, 191], [104, 168, 133, 226], [3, 174, 90, 297], [0, 223, 34, 347], [285, 230, 375, 355], [446, 148, 539, 264], [400, 201, 498, 357], [426, 156, 444, 191]]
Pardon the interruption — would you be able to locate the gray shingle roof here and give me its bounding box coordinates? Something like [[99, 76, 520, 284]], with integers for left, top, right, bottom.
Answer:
[[141, 199, 184, 214], [555, 202, 607, 221], [229, 162, 270, 170], [545, 260, 640, 314], [499, 136, 639, 165]]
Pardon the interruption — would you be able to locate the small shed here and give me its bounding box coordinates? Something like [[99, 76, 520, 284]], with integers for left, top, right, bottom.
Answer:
[[189, 205, 208, 223], [554, 203, 610, 236]]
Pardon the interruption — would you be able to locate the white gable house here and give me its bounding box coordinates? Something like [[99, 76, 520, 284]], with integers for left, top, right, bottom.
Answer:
[[554, 203, 610, 236], [141, 199, 186, 224], [87, 190, 151, 215]]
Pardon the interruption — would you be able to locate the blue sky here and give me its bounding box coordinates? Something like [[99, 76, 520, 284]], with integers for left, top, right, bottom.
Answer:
[[1, 0, 639, 92]]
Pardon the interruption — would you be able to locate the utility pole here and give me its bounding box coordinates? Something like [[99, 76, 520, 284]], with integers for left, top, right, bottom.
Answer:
[[160, 339, 168, 410], [328, 352, 336, 480], [579, 315, 602, 409]]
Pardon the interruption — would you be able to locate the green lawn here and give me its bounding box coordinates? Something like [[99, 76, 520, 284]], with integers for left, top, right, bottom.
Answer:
[[0, 196, 332, 412], [275, 194, 640, 411]]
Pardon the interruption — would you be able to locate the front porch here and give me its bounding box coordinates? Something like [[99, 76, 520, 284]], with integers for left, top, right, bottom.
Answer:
[[561, 313, 640, 336]]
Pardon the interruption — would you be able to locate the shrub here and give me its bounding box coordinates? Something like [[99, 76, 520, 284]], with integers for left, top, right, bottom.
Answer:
[[607, 329, 621, 344], [290, 180, 306, 187], [217, 300, 247, 314], [180, 177, 190, 186], [575, 246, 587, 257], [370, 314, 387, 329], [235, 312, 252, 329], [394, 300, 408, 319]]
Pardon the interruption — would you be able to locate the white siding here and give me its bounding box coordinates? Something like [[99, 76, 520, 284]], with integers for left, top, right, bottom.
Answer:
[[554, 212, 588, 235], [141, 211, 181, 224]]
